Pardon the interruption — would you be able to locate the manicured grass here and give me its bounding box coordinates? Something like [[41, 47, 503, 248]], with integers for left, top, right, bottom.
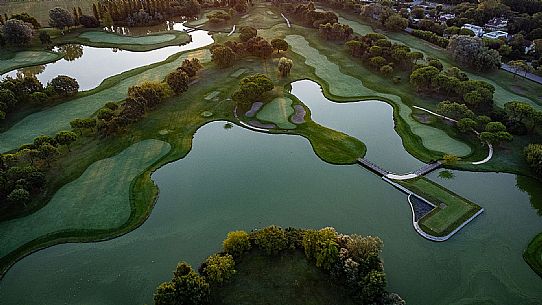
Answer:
[[256, 97, 296, 129], [56, 30, 191, 52], [399, 177, 481, 236], [524, 233, 542, 278], [0, 49, 212, 153], [283, 32, 472, 159], [0, 139, 170, 259], [0, 50, 63, 74], [211, 250, 358, 305]]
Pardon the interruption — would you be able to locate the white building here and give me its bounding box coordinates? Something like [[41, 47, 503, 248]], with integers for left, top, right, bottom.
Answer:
[[461, 24, 484, 37], [482, 31, 508, 40]]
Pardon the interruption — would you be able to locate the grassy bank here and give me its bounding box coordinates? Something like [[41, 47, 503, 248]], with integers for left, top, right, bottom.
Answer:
[[0, 50, 63, 74], [399, 177, 481, 237], [524, 233, 542, 278]]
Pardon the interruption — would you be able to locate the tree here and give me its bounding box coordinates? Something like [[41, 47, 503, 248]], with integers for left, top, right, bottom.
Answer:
[[525, 144, 542, 176], [436, 101, 475, 120], [252, 225, 289, 255], [210, 45, 236, 68], [485, 121, 506, 133], [0, 89, 17, 113], [37, 143, 59, 166], [79, 15, 100, 28], [239, 26, 257, 42], [33, 135, 55, 147], [54, 131, 77, 151], [223, 230, 251, 257], [154, 262, 210, 305], [39, 30, 52, 45], [49, 7, 75, 30], [7, 188, 30, 207], [202, 254, 236, 285], [457, 118, 478, 133], [179, 58, 203, 78], [384, 14, 408, 31], [410, 66, 440, 91], [380, 64, 393, 76], [2, 19, 33, 45], [271, 38, 289, 53], [128, 82, 170, 110], [10, 13, 41, 29], [302, 227, 339, 271], [480, 131, 513, 145], [166, 70, 189, 94], [443, 154, 460, 164], [48, 75, 79, 97], [447, 35, 501, 71], [277, 57, 293, 77]]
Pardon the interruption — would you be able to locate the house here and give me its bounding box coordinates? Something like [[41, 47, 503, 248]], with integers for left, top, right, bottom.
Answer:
[[439, 13, 455, 22], [482, 31, 508, 40], [485, 18, 508, 31], [461, 24, 484, 37]]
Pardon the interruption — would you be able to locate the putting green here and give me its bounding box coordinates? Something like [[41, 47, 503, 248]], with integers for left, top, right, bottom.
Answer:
[[79, 31, 176, 45], [0, 49, 211, 153], [338, 16, 541, 110], [0, 51, 62, 74], [0, 139, 170, 258], [285, 34, 471, 157], [256, 97, 296, 129]]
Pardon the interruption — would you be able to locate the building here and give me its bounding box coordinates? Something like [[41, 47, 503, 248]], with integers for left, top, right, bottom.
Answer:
[[461, 24, 484, 37], [482, 31, 508, 40], [485, 18, 508, 31], [439, 13, 455, 22]]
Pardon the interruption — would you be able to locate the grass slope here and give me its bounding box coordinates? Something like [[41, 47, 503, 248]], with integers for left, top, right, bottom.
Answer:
[[399, 177, 481, 236], [212, 250, 358, 305], [524, 233, 542, 278], [0, 49, 212, 153], [0, 50, 63, 74]]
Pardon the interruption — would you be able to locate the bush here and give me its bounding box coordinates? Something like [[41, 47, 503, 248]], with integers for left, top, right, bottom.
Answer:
[[154, 262, 210, 305], [525, 144, 542, 176], [223, 230, 251, 257], [251, 225, 289, 255], [412, 30, 449, 48], [202, 254, 236, 285], [166, 70, 189, 94], [48, 7, 74, 30]]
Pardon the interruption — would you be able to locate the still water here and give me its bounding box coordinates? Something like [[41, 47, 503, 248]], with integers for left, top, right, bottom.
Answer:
[[0, 117, 540, 304], [2, 23, 213, 90]]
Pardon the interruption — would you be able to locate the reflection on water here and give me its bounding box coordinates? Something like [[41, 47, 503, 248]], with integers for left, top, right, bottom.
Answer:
[[1, 22, 212, 90], [517, 175, 542, 216]]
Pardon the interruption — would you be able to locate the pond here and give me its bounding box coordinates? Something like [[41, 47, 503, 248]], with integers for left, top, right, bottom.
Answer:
[[0, 117, 540, 305], [1, 23, 213, 90]]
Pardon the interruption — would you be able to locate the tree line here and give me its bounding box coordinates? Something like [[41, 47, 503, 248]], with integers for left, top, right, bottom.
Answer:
[[154, 226, 405, 305]]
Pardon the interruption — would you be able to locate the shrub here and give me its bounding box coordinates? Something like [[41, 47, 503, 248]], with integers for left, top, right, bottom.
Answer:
[[47, 75, 79, 97], [202, 254, 236, 285], [3, 19, 34, 45], [223, 230, 251, 257], [251, 225, 289, 255], [166, 70, 189, 94], [79, 15, 100, 28], [412, 30, 449, 48]]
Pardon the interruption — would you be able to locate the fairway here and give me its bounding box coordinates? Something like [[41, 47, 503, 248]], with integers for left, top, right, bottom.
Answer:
[[285, 34, 471, 157], [0, 51, 62, 74], [256, 97, 296, 129], [0, 139, 170, 258], [79, 31, 177, 45], [0, 49, 211, 153], [400, 177, 481, 236]]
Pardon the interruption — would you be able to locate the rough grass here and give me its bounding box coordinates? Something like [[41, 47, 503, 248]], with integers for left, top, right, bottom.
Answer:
[[0, 139, 170, 258], [0, 0, 95, 25], [212, 250, 358, 305], [0, 49, 212, 153], [256, 97, 296, 129], [0, 50, 63, 74], [399, 177, 481, 236], [524, 232, 542, 278], [284, 33, 471, 158]]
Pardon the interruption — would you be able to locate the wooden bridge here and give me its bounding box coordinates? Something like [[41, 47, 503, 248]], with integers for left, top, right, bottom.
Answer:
[[356, 158, 391, 176]]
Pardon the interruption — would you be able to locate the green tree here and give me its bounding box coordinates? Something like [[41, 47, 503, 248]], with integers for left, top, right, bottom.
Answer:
[[457, 118, 478, 133], [525, 144, 542, 176], [485, 121, 506, 132], [223, 230, 251, 257], [210, 45, 236, 68], [39, 30, 52, 45], [7, 188, 30, 207], [302, 227, 339, 270], [271, 38, 289, 53], [410, 66, 440, 91], [384, 14, 408, 31], [239, 26, 257, 42], [202, 254, 236, 285], [436, 101, 475, 120], [154, 262, 210, 305], [47, 75, 79, 97], [380, 64, 394, 76], [277, 57, 293, 77], [252, 225, 289, 255], [37, 143, 59, 166], [54, 131, 77, 151]]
